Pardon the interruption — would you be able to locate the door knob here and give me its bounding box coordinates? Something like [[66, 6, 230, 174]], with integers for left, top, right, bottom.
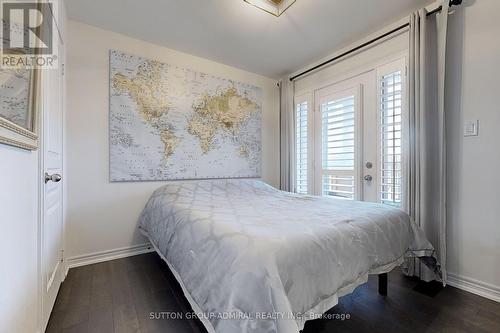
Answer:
[[364, 175, 373, 182], [45, 172, 62, 184]]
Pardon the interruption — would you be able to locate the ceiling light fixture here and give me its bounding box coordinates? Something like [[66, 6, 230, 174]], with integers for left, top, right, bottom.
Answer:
[[244, 0, 296, 17]]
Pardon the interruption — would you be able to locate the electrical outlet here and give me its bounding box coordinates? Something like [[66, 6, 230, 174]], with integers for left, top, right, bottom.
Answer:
[[464, 120, 479, 137]]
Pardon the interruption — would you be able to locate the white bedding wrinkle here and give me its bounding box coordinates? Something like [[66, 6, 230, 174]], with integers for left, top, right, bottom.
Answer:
[[138, 179, 439, 333]]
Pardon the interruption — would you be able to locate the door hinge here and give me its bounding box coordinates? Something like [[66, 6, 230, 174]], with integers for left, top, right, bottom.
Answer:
[[60, 249, 64, 262], [62, 63, 65, 76]]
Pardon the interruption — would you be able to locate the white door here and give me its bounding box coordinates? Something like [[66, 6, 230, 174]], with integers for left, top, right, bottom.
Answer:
[[313, 71, 378, 202], [41, 29, 64, 328]]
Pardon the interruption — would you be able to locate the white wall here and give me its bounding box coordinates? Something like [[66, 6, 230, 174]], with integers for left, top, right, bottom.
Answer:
[[66, 21, 280, 260], [446, 0, 500, 295], [0, 147, 39, 333]]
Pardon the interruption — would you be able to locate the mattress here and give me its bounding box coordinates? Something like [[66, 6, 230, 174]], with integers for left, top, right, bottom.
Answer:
[[138, 179, 439, 333]]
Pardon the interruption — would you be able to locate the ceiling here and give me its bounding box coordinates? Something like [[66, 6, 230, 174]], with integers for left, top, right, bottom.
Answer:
[[65, 0, 431, 79]]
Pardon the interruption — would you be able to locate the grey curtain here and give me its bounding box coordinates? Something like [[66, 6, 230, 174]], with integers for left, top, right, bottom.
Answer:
[[279, 78, 295, 192], [404, 1, 449, 284]]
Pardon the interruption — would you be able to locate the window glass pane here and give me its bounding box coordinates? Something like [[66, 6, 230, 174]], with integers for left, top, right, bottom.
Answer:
[[321, 95, 356, 200], [380, 71, 402, 207], [322, 175, 355, 199], [322, 96, 355, 171], [296, 101, 308, 194]]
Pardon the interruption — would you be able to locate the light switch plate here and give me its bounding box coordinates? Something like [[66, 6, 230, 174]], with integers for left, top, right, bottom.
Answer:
[[464, 120, 479, 137]]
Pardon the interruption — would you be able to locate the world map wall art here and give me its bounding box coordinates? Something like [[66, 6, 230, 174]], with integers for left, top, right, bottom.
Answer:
[[109, 50, 262, 181]]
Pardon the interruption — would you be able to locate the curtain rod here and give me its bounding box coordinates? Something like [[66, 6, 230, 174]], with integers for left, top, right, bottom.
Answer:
[[289, 0, 462, 82]]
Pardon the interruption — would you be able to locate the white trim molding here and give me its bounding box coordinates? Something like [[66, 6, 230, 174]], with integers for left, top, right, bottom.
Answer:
[[65, 243, 154, 272], [447, 272, 500, 303]]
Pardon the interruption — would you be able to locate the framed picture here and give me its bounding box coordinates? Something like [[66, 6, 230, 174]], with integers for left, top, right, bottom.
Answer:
[[0, 60, 40, 150]]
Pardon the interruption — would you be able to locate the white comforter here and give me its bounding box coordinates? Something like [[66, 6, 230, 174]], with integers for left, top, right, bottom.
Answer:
[[138, 179, 438, 333]]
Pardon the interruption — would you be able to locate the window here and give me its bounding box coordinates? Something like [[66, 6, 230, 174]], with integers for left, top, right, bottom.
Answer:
[[295, 99, 308, 194], [294, 56, 406, 204], [379, 70, 403, 206], [321, 95, 356, 199]]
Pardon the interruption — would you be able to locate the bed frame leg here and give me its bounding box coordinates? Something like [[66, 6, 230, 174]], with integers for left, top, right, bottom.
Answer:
[[378, 273, 388, 296]]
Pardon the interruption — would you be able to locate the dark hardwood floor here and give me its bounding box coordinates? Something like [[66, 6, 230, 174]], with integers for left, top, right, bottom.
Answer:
[[46, 253, 500, 333]]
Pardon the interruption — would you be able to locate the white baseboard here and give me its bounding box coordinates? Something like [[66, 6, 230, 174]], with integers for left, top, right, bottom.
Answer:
[[447, 272, 500, 303], [65, 243, 154, 270]]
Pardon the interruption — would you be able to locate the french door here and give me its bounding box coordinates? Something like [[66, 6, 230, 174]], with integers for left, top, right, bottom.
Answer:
[[314, 72, 377, 201], [295, 58, 406, 205]]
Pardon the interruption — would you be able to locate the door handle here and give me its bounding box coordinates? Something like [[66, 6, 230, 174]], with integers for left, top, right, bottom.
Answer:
[[364, 175, 373, 182], [45, 172, 62, 184]]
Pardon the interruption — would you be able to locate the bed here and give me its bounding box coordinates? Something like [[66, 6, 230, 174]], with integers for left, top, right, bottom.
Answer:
[[138, 179, 439, 333]]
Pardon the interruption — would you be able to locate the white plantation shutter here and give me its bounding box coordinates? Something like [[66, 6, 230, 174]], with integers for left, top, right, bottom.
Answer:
[[379, 70, 403, 206], [320, 93, 358, 200], [295, 100, 308, 194]]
